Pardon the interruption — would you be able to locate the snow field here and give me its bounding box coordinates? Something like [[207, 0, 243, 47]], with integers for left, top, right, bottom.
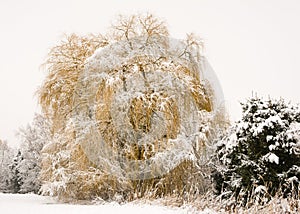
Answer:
[[0, 193, 216, 214]]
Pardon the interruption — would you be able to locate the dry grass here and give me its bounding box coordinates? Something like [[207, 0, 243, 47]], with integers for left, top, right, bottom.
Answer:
[[192, 192, 300, 213], [125, 190, 299, 214]]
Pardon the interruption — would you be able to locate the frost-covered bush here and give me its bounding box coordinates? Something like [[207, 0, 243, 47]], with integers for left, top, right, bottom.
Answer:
[[214, 97, 300, 202]]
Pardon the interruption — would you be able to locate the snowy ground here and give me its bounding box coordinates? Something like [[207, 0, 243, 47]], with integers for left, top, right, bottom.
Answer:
[[0, 193, 215, 214]]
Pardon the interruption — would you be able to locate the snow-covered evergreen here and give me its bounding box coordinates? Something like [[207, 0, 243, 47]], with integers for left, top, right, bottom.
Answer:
[[0, 139, 15, 193], [214, 97, 300, 202], [16, 114, 51, 194], [10, 151, 23, 193]]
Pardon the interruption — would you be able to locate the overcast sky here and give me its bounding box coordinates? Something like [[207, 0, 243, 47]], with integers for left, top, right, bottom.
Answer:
[[1, 0, 300, 146]]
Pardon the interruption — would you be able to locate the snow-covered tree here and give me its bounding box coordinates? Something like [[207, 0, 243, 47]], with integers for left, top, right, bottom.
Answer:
[[16, 113, 51, 194], [38, 14, 227, 201], [10, 151, 23, 193], [214, 97, 300, 203], [0, 139, 15, 193]]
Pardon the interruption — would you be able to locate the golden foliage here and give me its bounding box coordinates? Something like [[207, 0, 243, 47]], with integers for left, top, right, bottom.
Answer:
[[38, 34, 108, 132], [38, 13, 227, 202]]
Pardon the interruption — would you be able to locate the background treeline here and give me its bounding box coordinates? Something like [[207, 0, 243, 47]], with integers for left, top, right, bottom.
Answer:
[[0, 114, 50, 194]]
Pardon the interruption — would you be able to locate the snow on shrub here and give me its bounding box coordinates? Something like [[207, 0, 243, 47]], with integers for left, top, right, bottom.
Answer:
[[214, 97, 300, 202]]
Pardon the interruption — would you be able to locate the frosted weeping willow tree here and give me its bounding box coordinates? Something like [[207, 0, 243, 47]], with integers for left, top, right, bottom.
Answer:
[[38, 14, 227, 201]]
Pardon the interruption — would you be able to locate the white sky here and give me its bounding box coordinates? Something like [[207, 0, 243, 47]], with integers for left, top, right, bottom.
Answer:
[[1, 0, 300, 146]]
